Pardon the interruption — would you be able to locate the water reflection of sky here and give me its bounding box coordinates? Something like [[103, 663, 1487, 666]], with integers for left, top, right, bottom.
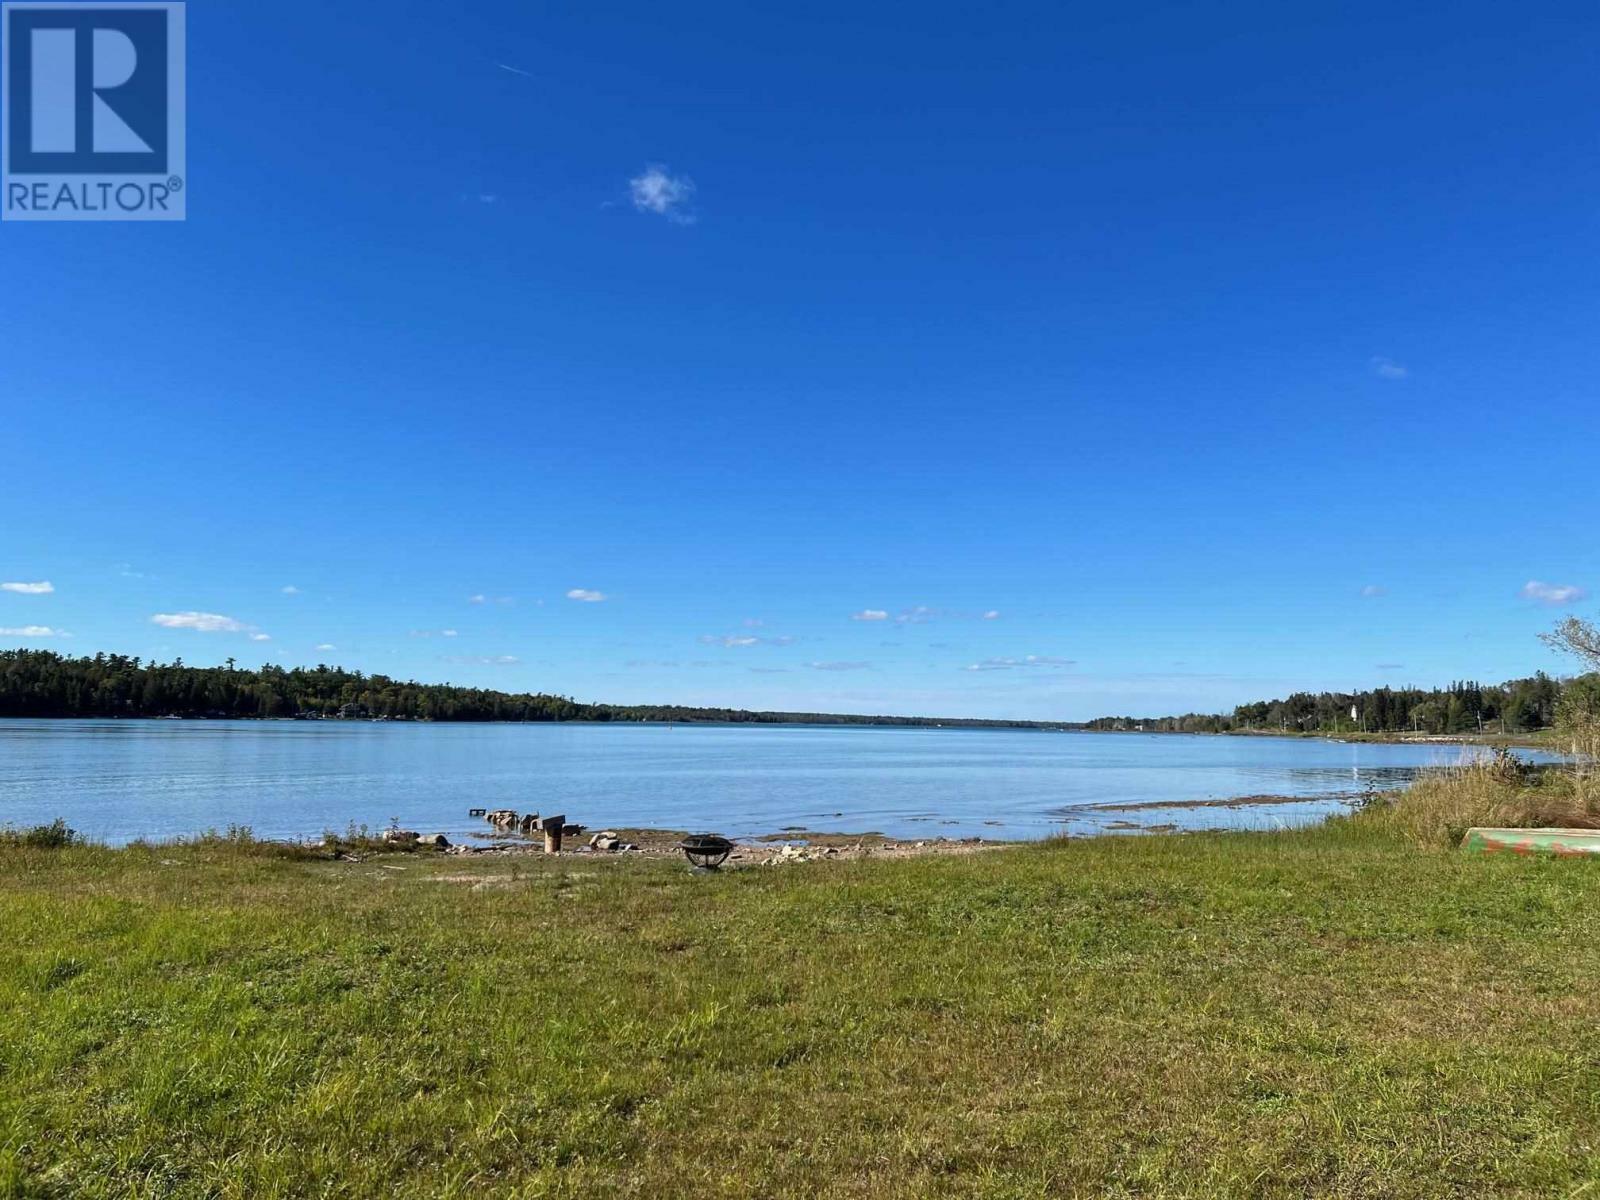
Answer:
[[0, 720, 1569, 844]]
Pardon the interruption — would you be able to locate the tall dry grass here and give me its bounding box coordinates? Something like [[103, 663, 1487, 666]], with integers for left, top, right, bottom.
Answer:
[[1363, 741, 1600, 847]]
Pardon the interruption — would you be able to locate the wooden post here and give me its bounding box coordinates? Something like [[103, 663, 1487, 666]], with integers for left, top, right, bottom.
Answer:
[[537, 814, 566, 855]]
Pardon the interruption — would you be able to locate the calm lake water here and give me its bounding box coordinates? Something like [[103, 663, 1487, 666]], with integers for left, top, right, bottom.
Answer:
[[0, 719, 1544, 845]]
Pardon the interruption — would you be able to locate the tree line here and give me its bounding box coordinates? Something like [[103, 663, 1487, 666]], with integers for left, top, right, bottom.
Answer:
[[1085, 672, 1600, 736], [0, 650, 1070, 729]]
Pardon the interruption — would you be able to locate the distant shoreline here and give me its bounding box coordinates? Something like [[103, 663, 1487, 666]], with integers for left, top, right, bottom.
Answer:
[[0, 712, 1082, 732], [0, 713, 1559, 748]]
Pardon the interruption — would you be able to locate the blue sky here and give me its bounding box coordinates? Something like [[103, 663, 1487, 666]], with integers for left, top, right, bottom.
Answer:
[[3, 0, 1597, 720]]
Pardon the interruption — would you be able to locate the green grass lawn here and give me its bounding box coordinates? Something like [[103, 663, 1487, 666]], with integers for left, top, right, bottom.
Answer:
[[3, 817, 1600, 1198]]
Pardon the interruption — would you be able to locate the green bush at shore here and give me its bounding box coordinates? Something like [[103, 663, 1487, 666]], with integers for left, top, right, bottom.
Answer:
[[3, 774, 1600, 1198]]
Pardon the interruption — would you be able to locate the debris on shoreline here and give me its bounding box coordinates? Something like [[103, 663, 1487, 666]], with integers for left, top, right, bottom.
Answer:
[[312, 794, 1375, 867], [421, 823, 1013, 866]]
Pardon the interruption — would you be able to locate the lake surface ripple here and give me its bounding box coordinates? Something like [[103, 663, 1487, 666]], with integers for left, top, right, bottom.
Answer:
[[0, 719, 1554, 845]]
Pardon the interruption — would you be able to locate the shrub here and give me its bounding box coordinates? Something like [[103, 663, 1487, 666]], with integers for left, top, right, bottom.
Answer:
[[0, 819, 81, 849]]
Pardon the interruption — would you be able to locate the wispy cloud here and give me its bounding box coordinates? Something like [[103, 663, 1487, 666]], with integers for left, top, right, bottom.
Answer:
[[748, 667, 790, 674], [1522, 580, 1586, 606], [1376, 662, 1406, 671], [1360, 585, 1387, 598], [409, 629, 460, 639], [280, 585, 301, 595], [1371, 356, 1409, 380], [250, 633, 272, 642], [496, 62, 533, 78], [1, 581, 53, 595], [965, 655, 1075, 672], [629, 164, 696, 224], [316, 644, 337, 652], [856, 605, 1000, 625], [567, 589, 607, 603], [0, 625, 64, 638], [469, 594, 515, 605], [809, 661, 870, 672], [444, 654, 521, 666], [151, 612, 249, 633], [699, 633, 796, 647]]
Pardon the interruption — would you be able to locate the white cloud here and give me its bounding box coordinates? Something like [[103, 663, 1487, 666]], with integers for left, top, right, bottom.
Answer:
[[701, 634, 761, 647], [0, 625, 63, 638], [1371, 356, 1409, 380], [1522, 580, 1586, 606], [809, 661, 870, 671], [496, 62, 532, 78], [1, 581, 53, 595], [699, 632, 795, 648], [1360, 585, 1387, 598], [444, 654, 521, 666], [742, 618, 765, 628], [857, 605, 1001, 624], [151, 612, 249, 633], [442, 629, 459, 638], [280, 585, 301, 595], [316, 643, 337, 651], [965, 655, 1075, 672], [629, 164, 696, 224], [567, 589, 607, 603], [469, 594, 487, 604], [250, 633, 272, 642]]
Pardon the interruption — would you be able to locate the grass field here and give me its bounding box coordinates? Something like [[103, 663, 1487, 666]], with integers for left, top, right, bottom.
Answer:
[[4, 782, 1600, 1197]]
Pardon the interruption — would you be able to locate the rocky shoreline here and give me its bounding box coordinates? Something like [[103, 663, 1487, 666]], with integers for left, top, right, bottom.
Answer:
[[340, 786, 1381, 866], [362, 822, 1014, 867]]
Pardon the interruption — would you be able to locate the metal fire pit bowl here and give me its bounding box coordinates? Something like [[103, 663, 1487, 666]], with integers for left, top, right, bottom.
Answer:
[[680, 833, 734, 870]]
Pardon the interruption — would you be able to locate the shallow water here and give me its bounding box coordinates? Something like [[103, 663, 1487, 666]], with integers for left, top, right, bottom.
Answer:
[[0, 718, 1552, 845]]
